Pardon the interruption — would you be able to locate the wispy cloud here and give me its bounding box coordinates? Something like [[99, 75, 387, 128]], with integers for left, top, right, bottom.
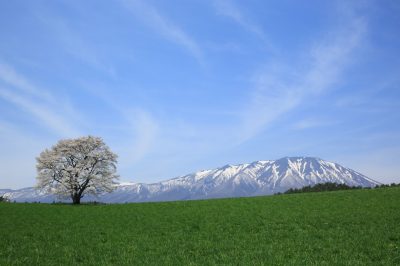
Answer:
[[0, 64, 82, 137], [213, 0, 273, 50], [79, 81, 160, 166], [116, 108, 159, 166], [335, 77, 400, 112], [121, 0, 204, 64], [237, 13, 367, 142], [0, 64, 53, 102], [292, 118, 339, 130], [35, 12, 116, 77]]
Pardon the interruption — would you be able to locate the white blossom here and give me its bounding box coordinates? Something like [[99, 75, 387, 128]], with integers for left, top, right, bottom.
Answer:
[[36, 136, 118, 204]]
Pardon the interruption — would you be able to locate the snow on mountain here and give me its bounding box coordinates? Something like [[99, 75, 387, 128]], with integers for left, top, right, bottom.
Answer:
[[1, 157, 380, 203]]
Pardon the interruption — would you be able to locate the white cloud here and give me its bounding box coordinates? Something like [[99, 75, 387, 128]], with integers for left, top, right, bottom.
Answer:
[[212, 0, 273, 50], [0, 88, 80, 137], [236, 15, 367, 143], [35, 14, 116, 77], [0, 64, 82, 137], [292, 118, 339, 130], [0, 64, 53, 102], [78, 81, 160, 168], [121, 0, 204, 64], [118, 108, 159, 164]]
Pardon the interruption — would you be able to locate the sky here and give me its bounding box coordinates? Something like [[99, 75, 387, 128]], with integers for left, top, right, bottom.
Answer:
[[0, 0, 399, 189]]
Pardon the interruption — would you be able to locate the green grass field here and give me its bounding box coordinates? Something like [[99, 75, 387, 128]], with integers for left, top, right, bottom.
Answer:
[[1, 188, 399, 265]]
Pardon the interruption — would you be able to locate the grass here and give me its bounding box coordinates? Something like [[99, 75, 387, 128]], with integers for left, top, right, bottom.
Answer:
[[1, 188, 399, 265]]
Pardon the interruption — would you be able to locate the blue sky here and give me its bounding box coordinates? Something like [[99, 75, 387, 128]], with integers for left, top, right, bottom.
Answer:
[[0, 0, 399, 188]]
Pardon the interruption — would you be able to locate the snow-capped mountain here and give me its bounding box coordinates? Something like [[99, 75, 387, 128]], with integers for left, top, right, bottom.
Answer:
[[1, 157, 380, 203]]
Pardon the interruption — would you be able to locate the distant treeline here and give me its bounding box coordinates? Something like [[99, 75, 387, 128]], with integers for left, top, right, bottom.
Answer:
[[281, 182, 400, 195], [375, 183, 400, 188]]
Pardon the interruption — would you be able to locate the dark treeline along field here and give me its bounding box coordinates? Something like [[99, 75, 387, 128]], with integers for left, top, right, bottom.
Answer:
[[1, 187, 399, 265], [281, 182, 400, 194]]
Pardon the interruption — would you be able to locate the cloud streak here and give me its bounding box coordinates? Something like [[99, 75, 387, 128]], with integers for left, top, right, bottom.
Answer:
[[0, 64, 82, 137], [35, 11, 116, 77], [79, 81, 160, 167], [237, 14, 367, 142], [121, 0, 204, 64], [0, 64, 54, 102], [120, 109, 159, 163], [292, 118, 339, 130], [213, 0, 273, 50]]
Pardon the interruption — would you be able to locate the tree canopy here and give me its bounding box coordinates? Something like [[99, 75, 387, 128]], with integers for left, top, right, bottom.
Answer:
[[36, 136, 118, 204]]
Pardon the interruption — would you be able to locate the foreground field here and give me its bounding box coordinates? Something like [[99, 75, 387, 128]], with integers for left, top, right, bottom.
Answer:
[[1, 188, 399, 265]]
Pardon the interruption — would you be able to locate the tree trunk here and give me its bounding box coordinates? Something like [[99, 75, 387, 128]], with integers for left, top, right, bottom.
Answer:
[[72, 193, 81, 204]]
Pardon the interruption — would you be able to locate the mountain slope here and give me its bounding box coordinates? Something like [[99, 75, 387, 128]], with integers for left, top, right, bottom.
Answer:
[[1, 157, 380, 203]]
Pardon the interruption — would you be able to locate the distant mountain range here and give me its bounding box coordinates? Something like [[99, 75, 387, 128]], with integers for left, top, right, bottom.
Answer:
[[1, 157, 380, 203]]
